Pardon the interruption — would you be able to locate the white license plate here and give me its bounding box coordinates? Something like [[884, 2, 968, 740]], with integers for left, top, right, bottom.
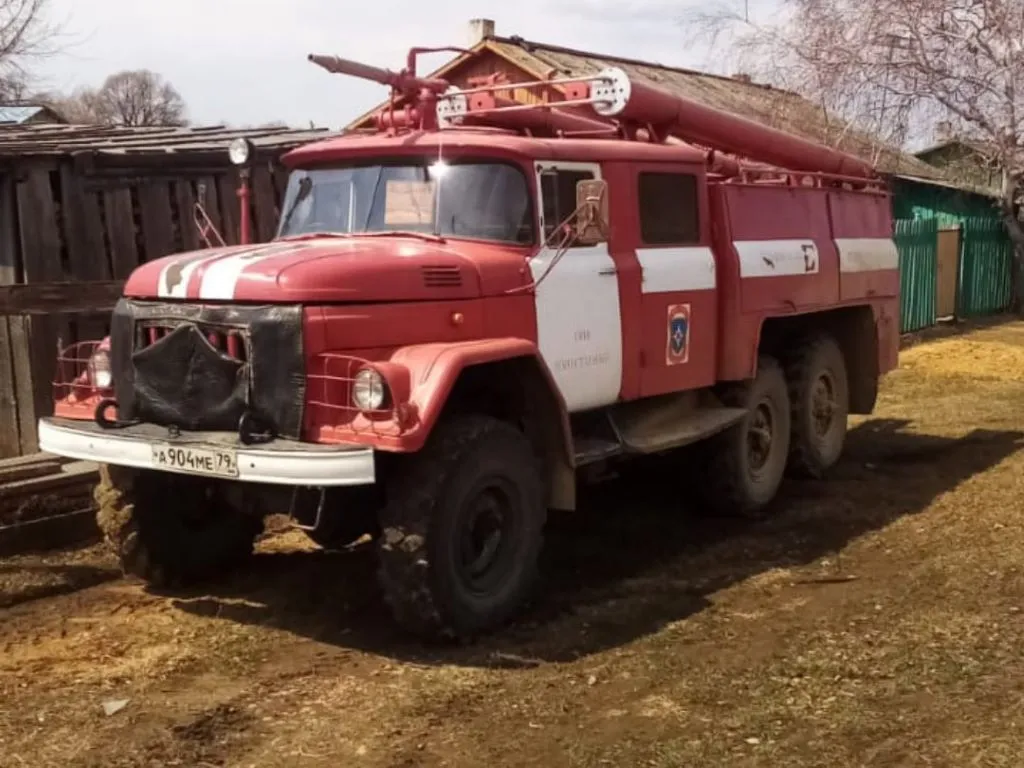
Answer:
[[151, 444, 239, 478]]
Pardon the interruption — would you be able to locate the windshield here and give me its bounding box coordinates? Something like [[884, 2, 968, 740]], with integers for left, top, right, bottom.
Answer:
[[276, 158, 535, 245]]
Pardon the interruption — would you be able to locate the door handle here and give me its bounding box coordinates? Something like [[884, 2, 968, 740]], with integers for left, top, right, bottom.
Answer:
[[598, 267, 617, 276]]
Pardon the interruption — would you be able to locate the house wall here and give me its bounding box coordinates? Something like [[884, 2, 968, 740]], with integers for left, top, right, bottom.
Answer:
[[351, 50, 571, 129], [892, 178, 1001, 229]]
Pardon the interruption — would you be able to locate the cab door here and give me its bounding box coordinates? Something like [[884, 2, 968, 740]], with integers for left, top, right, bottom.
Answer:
[[631, 165, 718, 398], [529, 161, 623, 413]]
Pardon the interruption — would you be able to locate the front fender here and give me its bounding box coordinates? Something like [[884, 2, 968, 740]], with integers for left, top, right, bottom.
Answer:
[[391, 338, 571, 457]]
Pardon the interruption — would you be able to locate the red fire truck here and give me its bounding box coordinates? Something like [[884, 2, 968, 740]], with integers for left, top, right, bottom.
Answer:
[[37, 49, 899, 639]]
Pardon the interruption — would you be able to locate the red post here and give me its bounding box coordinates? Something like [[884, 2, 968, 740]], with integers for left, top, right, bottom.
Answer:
[[237, 169, 252, 245]]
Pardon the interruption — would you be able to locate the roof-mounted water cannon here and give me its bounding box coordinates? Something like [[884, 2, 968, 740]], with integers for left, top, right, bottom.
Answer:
[[308, 53, 451, 97], [309, 48, 469, 131]]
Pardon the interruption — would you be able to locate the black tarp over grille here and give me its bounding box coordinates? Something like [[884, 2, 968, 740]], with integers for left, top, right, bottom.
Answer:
[[109, 299, 306, 439]]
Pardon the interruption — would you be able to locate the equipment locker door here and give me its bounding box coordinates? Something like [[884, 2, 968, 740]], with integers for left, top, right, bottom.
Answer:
[[631, 165, 718, 398], [530, 161, 623, 413]]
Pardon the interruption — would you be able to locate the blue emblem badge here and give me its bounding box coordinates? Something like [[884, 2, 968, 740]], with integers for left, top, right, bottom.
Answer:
[[666, 304, 691, 365], [670, 315, 688, 355]]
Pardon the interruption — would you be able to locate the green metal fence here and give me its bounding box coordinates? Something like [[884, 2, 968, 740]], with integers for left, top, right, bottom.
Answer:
[[958, 217, 1014, 317], [895, 218, 939, 332]]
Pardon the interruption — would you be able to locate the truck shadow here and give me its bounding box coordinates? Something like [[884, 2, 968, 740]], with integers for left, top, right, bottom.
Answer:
[[171, 418, 1024, 666]]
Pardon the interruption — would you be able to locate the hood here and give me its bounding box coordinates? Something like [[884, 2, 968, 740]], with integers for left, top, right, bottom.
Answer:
[[123, 236, 494, 303]]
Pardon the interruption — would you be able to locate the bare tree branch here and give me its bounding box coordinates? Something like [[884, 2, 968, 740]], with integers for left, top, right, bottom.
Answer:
[[0, 0, 62, 101], [51, 70, 188, 126]]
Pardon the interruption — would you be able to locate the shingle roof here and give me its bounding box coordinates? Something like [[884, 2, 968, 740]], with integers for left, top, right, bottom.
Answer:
[[0, 122, 332, 159], [346, 34, 945, 182], [0, 104, 61, 125]]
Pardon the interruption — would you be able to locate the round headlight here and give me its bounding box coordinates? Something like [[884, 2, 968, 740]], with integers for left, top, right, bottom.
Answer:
[[88, 348, 113, 390], [228, 137, 253, 166], [352, 367, 385, 411]]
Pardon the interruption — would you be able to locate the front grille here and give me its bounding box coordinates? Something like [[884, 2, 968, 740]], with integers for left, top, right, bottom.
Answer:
[[110, 300, 305, 439], [138, 322, 249, 363]]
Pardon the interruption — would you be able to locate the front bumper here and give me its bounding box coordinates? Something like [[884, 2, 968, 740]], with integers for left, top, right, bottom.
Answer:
[[37, 418, 375, 487]]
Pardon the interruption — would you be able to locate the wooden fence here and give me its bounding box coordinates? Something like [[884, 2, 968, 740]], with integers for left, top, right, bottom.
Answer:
[[895, 216, 1016, 334], [0, 122, 330, 459]]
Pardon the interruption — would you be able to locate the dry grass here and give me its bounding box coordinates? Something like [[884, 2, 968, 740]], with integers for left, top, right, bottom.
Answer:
[[3, 321, 1024, 767]]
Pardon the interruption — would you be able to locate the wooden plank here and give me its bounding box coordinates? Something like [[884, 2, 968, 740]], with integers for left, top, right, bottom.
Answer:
[[0, 461, 99, 500], [17, 169, 66, 443], [251, 166, 278, 242], [103, 188, 140, 278], [0, 281, 125, 314], [195, 176, 224, 243], [8, 316, 36, 453], [936, 227, 961, 319], [173, 180, 201, 252], [0, 452, 70, 470], [17, 171, 64, 277], [0, 318, 18, 458], [0, 175, 20, 458], [271, 166, 288, 206], [217, 173, 241, 245], [0, 507, 99, 557], [137, 182, 176, 262], [0, 458, 62, 484], [59, 163, 110, 341], [59, 165, 109, 281]]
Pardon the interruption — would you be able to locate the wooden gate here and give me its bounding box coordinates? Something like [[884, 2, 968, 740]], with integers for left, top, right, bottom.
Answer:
[[936, 227, 961, 319]]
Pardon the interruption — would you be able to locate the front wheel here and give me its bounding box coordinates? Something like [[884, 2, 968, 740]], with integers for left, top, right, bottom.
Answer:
[[95, 466, 263, 588], [699, 355, 791, 517], [376, 415, 547, 640]]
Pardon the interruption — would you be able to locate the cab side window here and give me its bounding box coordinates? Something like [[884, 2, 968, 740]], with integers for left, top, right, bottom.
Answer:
[[541, 169, 594, 244], [638, 172, 700, 245]]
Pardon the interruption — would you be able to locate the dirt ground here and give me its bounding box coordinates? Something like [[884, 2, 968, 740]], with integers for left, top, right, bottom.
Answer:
[[3, 320, 1024, 768]]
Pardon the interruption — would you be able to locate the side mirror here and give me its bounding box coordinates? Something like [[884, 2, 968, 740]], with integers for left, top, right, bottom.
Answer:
[[574, 179, 609, 245]]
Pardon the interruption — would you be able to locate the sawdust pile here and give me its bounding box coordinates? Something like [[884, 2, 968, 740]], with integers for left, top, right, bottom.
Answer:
[[899, 337, 1024, 381]]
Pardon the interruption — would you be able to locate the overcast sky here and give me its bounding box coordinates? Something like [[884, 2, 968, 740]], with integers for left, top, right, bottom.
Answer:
[[30, 0, 778, 129]]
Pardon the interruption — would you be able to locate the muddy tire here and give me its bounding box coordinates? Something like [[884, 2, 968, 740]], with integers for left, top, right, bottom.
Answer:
[[95, 465, 263, 588], [785, 334, 849, 478], [700, 355, 791, 517], [376, 415, 546, 640]]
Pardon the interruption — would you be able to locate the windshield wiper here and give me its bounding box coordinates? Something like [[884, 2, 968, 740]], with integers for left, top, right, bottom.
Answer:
[[277, 230, 446, 244], [278, 176, 313, 234], [278, 231, 354, 241], [357, 231, 447, 244]]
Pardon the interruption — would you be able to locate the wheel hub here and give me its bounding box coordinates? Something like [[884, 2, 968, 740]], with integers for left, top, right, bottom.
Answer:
[[458, 483, 516, 593], [811, 372, 837, 437], [747, 401, 775, 474]]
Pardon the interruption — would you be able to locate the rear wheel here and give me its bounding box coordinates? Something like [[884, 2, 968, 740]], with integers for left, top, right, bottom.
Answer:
[[785, 334, 849, 478], [700, 355, 791, 517], [95, 465, 263, 588], [376, 415, 546, 640]]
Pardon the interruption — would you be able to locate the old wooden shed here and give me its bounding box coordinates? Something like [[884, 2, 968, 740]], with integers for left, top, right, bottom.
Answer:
[[0, 122, 333, 458]]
